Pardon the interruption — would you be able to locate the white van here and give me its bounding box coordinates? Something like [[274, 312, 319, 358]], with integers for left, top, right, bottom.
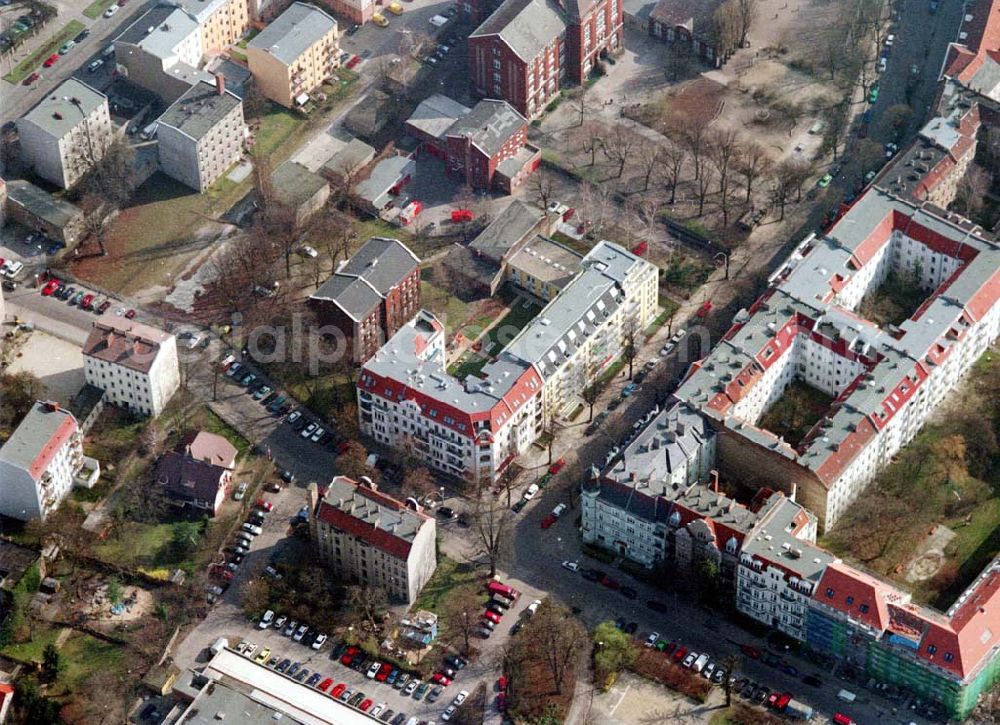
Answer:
[[258, 609, 274, 629], [837, 689, 856, 702], [140, 122, 157, 140], [692, 653, 710, 673]]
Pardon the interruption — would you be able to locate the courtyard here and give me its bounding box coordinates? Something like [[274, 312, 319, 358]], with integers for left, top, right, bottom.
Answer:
[[757, 380, 834, 449]]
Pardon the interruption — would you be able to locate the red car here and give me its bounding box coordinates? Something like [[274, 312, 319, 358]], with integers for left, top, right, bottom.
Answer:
[[833, 714, 856, 725], [41, 280, 59, 296], [125, 308, 136, 318], [346, 55, 361, 68], [451, 209, 473, 223], [23, 72, 40, 86], [540, 514, 557, 529], [498, 676, 507, 692], [318, 678, 333, 692], [483, 610, 501, 624], [81, 293, 94, 309], [672, 646, 688, 662], [256, 499, 274, 512], [599, 573, 620, 590], [740, 644, 761, 660], [43, 53, 59, 68], [359, 699, 373, 712], [375, 663, 392, 681], [330, 683, 347, 699], [432, 672, 452, 686], [768, 692, 791, 711], [548, 458, 566, 475], [340, 646, 360, 666], [97, 300, 111, 314]]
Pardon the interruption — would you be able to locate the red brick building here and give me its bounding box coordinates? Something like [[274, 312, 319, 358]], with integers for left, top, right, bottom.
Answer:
[[405, 95, 541, 192], [468, 0, 623, 118], [308, 237, 421, 364]]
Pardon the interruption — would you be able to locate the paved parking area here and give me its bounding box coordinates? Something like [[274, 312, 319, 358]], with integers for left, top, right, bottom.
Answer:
[[7, 330, 84, 403], [587, 672, 722, 724]]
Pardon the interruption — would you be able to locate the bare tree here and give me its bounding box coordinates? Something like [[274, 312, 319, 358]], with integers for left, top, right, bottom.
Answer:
[[622, 317, 641, 379], [471, 496, 511, 577], [601, 124, 635, 179], [582, 383, 601, 422], [683, 123, 709, 180], [958, 164, 993, 218], [659, 144, 687, 204], [531, 173, 556, 212], [711, 129, 740, 225], [346, 584, 388, 633], [638, 141, 659, 192], [736, 142, 770, 204], [713, 0, 741, 58], [735, 0, 759, 47], [441, 584, 483, 656], [531, 601, 587, 695], [694, 155, 715, 217], [570, 86, 591, 127]]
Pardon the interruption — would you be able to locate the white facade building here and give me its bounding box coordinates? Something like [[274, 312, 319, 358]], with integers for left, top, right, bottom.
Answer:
[[309, 476, 437, 604], [17, 79, 112, 189], [82, 319, 180, 418], [358, 241, 657, 483], [0, 402, 98, 521]]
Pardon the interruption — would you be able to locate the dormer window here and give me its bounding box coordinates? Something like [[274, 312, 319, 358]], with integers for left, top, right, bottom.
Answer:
[[825, 587, 835, 598]]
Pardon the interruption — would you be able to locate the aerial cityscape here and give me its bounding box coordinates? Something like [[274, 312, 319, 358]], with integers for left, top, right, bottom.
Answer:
[[2, 0, 1000, 722]]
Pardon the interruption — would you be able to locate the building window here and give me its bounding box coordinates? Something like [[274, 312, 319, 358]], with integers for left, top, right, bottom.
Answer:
[[927, 645, 937, 654], [858, 603, 869, 613], [944, 653, 954, 662], [845, 596, 854, 605], [825, 587, 834, 598]]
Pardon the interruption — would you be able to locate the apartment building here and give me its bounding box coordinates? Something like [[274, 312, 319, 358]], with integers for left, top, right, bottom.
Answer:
[[17, 79, 112, 189], [309, 476, 437, 604], [82, 319, 180, 418], [0, 402, 99, 521], [157, 77, 246, 191], [648, 0, 728, 67], [114, 4, 211, 103], [504, 240, 658, 419], [359, 310, 544, 483], [247, 2, 339, 109], [309, 237, 421, 364], [317, 0, 371, 25], [169, 0, 249, 55], [359, 241, 655, 483], [154, 431, 238, 516], [674, 187, 1000, 531], [405, 95, 540, 192], [468, 0, 622, 118]]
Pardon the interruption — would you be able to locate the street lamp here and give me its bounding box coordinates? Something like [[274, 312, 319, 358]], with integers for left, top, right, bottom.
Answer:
[[714, 252, 730, 280]]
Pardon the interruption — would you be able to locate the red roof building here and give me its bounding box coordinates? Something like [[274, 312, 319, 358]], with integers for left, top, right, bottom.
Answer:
[[310, 476, 437, 604]]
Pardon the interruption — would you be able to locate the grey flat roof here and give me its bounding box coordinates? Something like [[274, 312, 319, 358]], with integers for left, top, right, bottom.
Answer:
[[6, 180, 82, 229], [471, 0, 567, 61], [406, 93, 471, 141], [323, 137, 375, 176], [605, 402, 714, 486], [742, 499, 835, 583], [116, 4, 197, 56], [248, 2, 337, 66], [446, 99, 525, 157], [470, 199, 544, 262], [271, 160, 328, 206], [507, 235, 581, 288], [19, 79, 106, 139], [158, 80, 241, 140]]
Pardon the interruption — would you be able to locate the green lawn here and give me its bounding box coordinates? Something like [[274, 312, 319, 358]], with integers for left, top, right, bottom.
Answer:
[[57, 632, 124, 693], [420, 279, 472, 336], [758, 380, 834, 449], [82, 0, 116, 18], [412, 557, 483, 613], [492, 298, 542, 339], [1, 625, 60, 664], [94, 522, 176, 570], [4, 20, 85, 83], [447, 350, 490, 380], [551, 231, 593, 257], [253, 103, 307, 159], [645, 299, 681, 338]]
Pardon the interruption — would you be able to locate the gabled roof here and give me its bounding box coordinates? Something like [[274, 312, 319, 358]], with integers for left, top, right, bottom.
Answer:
[[314, 476, 432, 560], [82, 319, 173, 374], [446, 99, 526, 158], [469, 199, 544, 263], [0, 402, 78, 482], [406, 93, 471, 142], [470, 0, 568, 61], [814, 562, 896, 632], [310, 237, 419, 320], [180, 430, 237, 469], [247, 2, 337, 66]]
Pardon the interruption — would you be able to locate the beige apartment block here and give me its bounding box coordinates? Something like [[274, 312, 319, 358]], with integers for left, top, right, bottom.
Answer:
[[169, 0, 250, 54], [247, 1, 339, 108], [17, 79, 112, 189]]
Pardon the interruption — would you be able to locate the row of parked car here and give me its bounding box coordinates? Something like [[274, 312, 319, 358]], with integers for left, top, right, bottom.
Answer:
[[221, 357, 292, 417], [39, 275, 134, 317]]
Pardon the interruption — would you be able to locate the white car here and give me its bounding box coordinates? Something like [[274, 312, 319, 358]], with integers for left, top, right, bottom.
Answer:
[[311, 633, 327, 650], [367, 661, 381, 679], [258, 610, 274, 629], [2, 260, 23, 278], [293, 624, 308, 642], [244, 643, 258, 657], [885, 33, 895, 46], [452, 690, 469, 706], [234, 481, 248, 501], [242, 522, 262, 536], [659, 342, 676, 356], [552, 503, 567, 518], [523, 483, 539, 500], [371, 704, 384, 717], [561, 560, 580, 572], [441, 706, 457, 721], [645, 632, 660, 647], [311, 427, 325, 443], [298, 245, 318, 258], [301, 422, 318, 439], [103, 3, 119, 16], [526, 599, 541, 615]]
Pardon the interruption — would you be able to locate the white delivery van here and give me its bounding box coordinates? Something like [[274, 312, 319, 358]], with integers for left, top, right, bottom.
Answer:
[[692, 653, 710, 673]]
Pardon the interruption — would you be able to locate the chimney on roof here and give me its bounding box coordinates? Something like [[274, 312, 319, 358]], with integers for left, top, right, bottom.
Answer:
[[44, 401, 60, 412], [711, 470, 719, 493], [359, 475, 377, 491], [215, 72, 225, 96]]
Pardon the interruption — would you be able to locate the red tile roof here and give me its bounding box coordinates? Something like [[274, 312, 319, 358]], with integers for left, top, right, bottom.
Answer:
[[82, 319, 172, 374]]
